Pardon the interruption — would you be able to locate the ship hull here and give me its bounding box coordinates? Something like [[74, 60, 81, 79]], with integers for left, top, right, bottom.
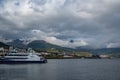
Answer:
[[0, 59, 47, 64]]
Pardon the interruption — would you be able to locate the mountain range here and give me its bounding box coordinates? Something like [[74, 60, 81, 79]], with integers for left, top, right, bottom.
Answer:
[[5, 39, 75, 52], [7, 39, 27, 49], [0, 42, 9, 49], [0, 39, 120, 54]]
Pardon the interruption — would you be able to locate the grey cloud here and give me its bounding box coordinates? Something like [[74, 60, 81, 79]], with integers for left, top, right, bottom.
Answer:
[[0, 0, 120, 48]]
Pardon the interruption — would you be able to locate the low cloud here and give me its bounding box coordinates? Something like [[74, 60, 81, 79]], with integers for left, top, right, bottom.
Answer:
[[0, 0, 120, 48]]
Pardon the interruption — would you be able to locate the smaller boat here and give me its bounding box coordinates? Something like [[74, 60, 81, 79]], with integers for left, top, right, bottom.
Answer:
[[0, 49, 47, 64]]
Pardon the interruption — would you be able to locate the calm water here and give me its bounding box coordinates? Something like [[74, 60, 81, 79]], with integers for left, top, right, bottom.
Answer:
[[0, 59, 120, 80]]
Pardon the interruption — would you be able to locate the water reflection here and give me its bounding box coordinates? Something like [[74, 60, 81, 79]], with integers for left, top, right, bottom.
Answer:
[[0, 59, 120, 80], [0, 65, 28, 80]]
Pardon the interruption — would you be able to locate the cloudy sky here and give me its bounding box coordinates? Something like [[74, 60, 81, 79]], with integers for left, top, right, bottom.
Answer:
[[0, 0, 120, 48]]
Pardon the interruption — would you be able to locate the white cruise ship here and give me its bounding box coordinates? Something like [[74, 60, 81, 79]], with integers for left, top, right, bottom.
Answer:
[[0, 49, 47, 64]]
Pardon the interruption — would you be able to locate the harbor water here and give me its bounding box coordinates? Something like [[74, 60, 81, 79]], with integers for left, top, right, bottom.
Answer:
[[0, 59, 120, 80]]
